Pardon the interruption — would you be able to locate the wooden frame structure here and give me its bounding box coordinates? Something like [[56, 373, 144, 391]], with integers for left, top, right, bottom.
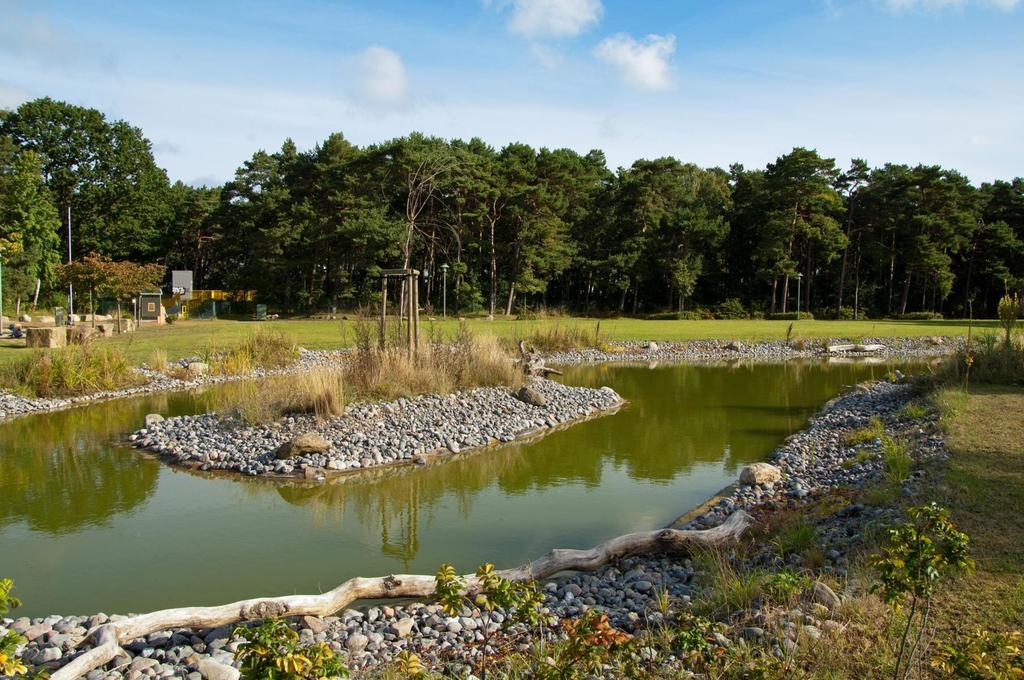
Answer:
[[378, 268, 420, 354]]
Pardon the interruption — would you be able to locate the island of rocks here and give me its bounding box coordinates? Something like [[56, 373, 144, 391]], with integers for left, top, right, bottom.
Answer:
[[129, 378, 625, 479]]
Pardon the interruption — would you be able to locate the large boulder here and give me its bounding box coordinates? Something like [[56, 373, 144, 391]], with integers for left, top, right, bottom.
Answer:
[[187, 362, 209, 377], [276, 432, 331, 459], [144, 413, 165, 427], [739, 462, 782, 486], [25, 327, 66, 348], [95, 323, 115, 337], [514, 385, 546, 407]]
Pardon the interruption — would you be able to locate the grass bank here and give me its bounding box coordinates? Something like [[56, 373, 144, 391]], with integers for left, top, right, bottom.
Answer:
[[0, 317, 992, 370]]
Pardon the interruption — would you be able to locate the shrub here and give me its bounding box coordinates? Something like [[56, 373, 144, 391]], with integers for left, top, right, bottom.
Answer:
[[886, 311, 944, 320], [819, 306, 869, 320], [714, 298, 748, 319], [872, 503, 973, 680], [932, 629, 1024, 679], [0, 344, 145, 398], [998, 293, 1021, 347], [939, 338, 1024, 386], [232, 618, 349, 679], [1, 579, 28, 677], [767, 311, 815, 320], [647, 311, 702, 320]]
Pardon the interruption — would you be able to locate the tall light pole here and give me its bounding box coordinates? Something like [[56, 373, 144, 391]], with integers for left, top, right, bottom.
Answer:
[[440, 263, 449, 319], [796, 273, 803, 317], [0, 245, 5, 336]]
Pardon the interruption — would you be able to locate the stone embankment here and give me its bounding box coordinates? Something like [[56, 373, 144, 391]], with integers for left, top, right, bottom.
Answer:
[[544, 335, 960, 365], [3, 377, 943, 679], [129, 378, 624, 479], [0, 349, 348, 421]]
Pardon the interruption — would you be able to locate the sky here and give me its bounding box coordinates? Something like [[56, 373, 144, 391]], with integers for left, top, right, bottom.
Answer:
[[1, 0, 1022, 186]]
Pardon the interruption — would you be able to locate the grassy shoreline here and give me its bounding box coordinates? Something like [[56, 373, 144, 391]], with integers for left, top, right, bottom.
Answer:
[[0, 317, 993, 369]]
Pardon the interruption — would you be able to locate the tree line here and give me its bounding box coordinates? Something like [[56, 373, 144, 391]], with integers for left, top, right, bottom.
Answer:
[[1, 97, 1022, 319]]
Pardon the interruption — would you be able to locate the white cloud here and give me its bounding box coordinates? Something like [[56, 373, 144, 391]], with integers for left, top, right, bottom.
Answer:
[[882, 0, 1018, 11], [594, 33, 676, 91], [358, 46, 407, 106], [501, 0, 603, 39]]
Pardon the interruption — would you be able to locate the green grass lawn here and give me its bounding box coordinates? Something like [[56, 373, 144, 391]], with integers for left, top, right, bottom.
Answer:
[[0, 316, 996, 368]]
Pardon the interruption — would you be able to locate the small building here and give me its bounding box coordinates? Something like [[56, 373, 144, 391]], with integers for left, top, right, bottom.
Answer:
[[138, 292, 166, 324]]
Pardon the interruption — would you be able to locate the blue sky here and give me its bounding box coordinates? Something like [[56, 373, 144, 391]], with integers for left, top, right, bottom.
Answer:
[[1, 0, 1021, 185]]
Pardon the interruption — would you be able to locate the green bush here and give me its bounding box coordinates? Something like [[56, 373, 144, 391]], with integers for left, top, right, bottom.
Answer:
[[647, 311, 702, 320], [714, 298, 748, 319], [886, 311, 944, 320], [232, 618, 349, 679]]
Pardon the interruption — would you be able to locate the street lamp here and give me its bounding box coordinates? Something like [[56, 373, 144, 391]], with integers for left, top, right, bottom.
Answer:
[[796, 273, 804, 317], [0, 245, 5, 337], [440, 263, 449, 319]]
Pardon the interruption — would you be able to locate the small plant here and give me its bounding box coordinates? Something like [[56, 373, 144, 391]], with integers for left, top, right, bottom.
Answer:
[[1, 579, 28, 677], [774, 516, 819, 557], [899, 402, 928, 420], [537, 611, 632, 680], [695, 551, 764, 616], [763, 568, 808, 604], [844, 417, 885, 446], [148, 349, 169, 372], [872, 503, 974, 680], [232, 618, 349, 680], [434, 563, 543, 626], [842, 448, 877, 469], [932, 629, 1024, 679], [671, 613, 727, 669], [881, 435, 912, 483], [391, 651, 428, 679]]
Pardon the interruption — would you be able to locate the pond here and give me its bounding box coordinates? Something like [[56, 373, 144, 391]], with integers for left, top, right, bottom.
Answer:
[[1, 360, 907, 617]]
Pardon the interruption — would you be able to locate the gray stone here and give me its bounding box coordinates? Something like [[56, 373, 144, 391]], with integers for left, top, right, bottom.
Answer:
[[301, 615, 327, 634], [345, 633, 369, 652], [130, 657, 159, 672], [197, 658, 240, 680]]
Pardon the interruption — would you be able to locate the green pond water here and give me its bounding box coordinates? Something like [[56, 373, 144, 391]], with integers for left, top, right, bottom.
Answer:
[[1, 360, 908, 617]]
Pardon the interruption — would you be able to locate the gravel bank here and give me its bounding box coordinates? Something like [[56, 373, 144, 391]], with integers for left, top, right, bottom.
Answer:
[[129, 378, 624, 479], [4, 377, 944, 679], [544, 335, 961, 365]]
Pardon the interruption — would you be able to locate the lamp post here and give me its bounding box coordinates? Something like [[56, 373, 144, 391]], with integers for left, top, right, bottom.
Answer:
[[440, 263, 449, 319], [796, 273, 803, 317], [0, 246, 5, 336]]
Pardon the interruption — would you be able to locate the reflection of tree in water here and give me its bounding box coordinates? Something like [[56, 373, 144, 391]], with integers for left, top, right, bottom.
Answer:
[[0, 400, 161, 535]]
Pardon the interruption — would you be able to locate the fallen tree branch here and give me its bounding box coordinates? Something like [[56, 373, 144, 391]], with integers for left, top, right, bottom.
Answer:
[[827, 343, 886, 354], [52, 510, 753, 680], [518, 340, 564, 377]]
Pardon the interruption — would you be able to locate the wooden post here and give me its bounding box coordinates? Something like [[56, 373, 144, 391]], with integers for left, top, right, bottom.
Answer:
[[412, 272, 419, 352], [406, 273, 414, 356], [379, 276, 387, 351]]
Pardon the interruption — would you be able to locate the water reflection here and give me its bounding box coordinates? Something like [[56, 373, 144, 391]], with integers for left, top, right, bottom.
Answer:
[[1, 360, 907, 616]]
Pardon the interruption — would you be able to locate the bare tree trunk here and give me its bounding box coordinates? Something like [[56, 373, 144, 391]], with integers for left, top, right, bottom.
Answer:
[[52, 512, 753, 680], [900, 273, 912, 315], [781, 275, 790, 314], [771, 278, 778, 314], [505, 281, 516, 317], [488, 214, 498, 317]]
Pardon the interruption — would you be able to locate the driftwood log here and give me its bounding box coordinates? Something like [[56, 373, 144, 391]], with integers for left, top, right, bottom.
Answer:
[[52, 511, 753, 680], [517, 340, 563, 377], [827, 343, 886, 354]]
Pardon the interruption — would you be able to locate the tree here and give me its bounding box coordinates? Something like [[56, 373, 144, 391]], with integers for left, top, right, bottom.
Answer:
[[760, 148, 845, 314], [0, 97, 173, 262], [0, 138, 61, 313], [56, 253, 163, 331]]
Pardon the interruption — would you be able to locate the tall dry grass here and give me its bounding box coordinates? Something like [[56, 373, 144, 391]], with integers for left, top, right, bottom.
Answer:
[[220, 323, 521, 425], [1, 344, 145, 398], [210, 327, 300, 375], [508, 322, 608, 353], [221, 367, 347, 425]]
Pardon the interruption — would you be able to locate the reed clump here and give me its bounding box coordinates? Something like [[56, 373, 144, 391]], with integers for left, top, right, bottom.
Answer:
[[221, 367, 347, 425], [211, 327, 300, 375], [1, 344, 145, 398], [509, 322, 609, 353]]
